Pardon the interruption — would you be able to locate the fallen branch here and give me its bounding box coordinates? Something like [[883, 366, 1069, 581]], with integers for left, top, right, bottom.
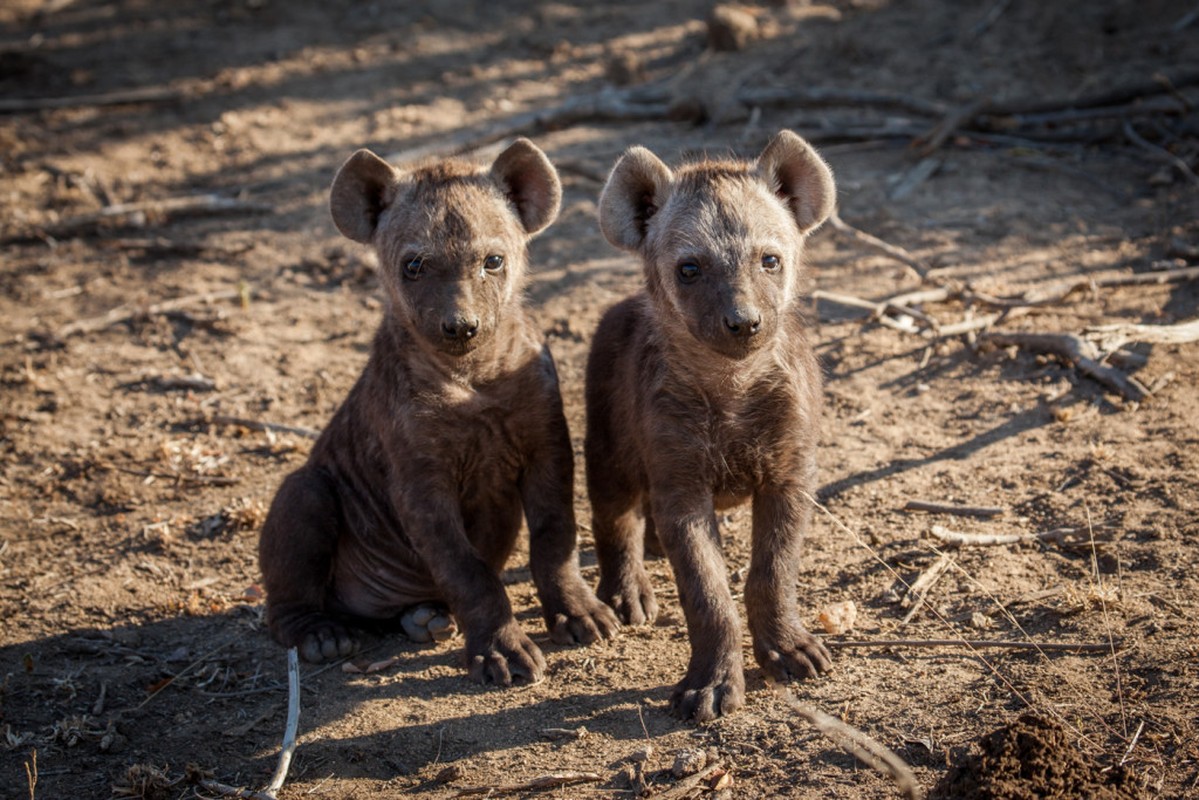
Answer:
[[771, 683, 923, 800], [0, 85, 183, 114], [210, 414, 321, 441], [1123, 118, 1199, 185], [651, 764, 726, 800], [452, 771, 603, 798], [57, 288, 245, 338], [1018, 265, 1199, 305], [903, 500, 1005, 518], [912, 96, 992, 157], [826, 638, 1119, 653], [1083, 318, 1199, 353], [106, 463, 238, 487], [265, 648, 301, 798], [15, 194, 272, 243], [981, 331, 1148, 401], [827, 211, 931, 279], [930, 524, 1116, 549]]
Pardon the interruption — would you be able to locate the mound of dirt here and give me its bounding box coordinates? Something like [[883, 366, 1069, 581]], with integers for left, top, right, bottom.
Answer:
[[929, 715, 1145, 800]]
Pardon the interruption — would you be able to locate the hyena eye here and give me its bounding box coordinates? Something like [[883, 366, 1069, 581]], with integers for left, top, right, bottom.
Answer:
[[403, 256, 424, 280], [677, 262, 701, 283], [761, 254, 781, 272], [483, 254, 505, 272]]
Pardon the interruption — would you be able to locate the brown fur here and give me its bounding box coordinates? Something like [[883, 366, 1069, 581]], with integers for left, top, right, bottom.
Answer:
[[586, 130, 836, 720], [259, 139, 618, 684]]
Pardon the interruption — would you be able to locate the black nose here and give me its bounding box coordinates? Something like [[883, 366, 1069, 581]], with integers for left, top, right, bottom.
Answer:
[[723, 312, 761, 337], [442, 318, 480, 340]]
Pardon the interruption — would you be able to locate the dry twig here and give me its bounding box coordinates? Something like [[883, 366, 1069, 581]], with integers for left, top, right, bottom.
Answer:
[[452, 771, 603, 797], [15, 194, 272, 243], [211, 414, 321, 441], [900, 552, 954, 624], [266, 648, 301, 798], [982, 331, 1148, 401], [827, 211, 930, 279], [771, 683, 922, 800], [57, 288, 245, 339], [930, 524, 1116, 549], [0, 85, 182, 114], [904, 500, 1005, 518], [826, 638, 1119, 653]]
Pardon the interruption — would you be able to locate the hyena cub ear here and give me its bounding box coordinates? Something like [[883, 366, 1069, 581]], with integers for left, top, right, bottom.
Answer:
[[757, 130, 836, 235], [329, 149, 403, 244], [598, 146, 674, 252], [490, 138, 563, 235]]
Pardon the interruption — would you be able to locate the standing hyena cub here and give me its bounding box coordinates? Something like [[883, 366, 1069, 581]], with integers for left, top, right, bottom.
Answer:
[[586, 130, 836, 720], [259, 138, 618, 684]]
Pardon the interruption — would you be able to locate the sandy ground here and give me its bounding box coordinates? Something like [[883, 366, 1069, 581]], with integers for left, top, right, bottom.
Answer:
[[2, 1, 1198, 798]]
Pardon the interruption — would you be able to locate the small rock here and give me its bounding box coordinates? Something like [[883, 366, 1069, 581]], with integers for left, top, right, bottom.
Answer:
[[708, 5, 759, 52], [818, 600, 858, 635], [435, 764, 465, 783], [630, 744, 654, 763], [672, 747, 707, 778]]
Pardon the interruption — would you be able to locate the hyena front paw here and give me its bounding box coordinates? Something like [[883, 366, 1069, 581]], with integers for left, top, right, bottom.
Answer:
[[464, 621, 547, 686], [671, 656, 746, 722], [753, 624, 832, 682], [597, 568, 658, 626], [545, 587, 621, 646]]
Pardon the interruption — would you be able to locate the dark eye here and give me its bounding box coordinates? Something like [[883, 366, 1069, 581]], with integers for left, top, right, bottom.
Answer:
[[403, 256, 424, 280], [762, 254, 781, 272], [483, 254, 505, 272], [678, 262, 700, 283]]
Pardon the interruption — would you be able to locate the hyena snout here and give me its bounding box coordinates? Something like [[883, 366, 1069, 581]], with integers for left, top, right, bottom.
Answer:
[[441, 313, 480, 342], [722, 306, 762, 338]]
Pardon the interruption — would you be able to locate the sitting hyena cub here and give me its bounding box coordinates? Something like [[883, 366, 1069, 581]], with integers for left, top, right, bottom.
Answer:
[[259, 138, 618, 684], [586, 130, 836, 720]]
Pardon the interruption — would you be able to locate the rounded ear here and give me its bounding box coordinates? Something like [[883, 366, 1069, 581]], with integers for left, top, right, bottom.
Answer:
[[598, 146, 674, 252], [490, 138, 562, 235], [330, 149, 401, 244], [757, 130, 836, 235]]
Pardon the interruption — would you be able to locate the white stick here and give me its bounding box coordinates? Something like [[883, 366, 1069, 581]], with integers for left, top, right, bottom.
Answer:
[[266, 648, 301, 797]]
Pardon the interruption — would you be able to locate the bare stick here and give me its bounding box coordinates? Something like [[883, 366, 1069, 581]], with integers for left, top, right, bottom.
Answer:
[[651, 765, 726, 800], [24, 749, 36, 800], [211, 414, 321, 441], [981, 331, 1148, 401], [901, 552, 953, 624], [904, 500, 1005, 518], [912, 96, 991, 157], [265, 648, 301, 797], [1018, 265, 1199, 306], [770, 683, 923, 800], [985, 69, 1199, 116], [929, 524, 1115, 548], [57, 288, 244, 338], [1123, 119, 1199, 185], [18, 195, 272, 243], [826, 638, 1119, 653], [453, 771, 603, 797], [1083, 317, 1199, 354], [0, 85, 182, 114], [827, 211, 930, 279]]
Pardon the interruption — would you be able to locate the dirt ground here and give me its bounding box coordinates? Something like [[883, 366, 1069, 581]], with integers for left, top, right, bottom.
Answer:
[[2, 1, 1198, 798]]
